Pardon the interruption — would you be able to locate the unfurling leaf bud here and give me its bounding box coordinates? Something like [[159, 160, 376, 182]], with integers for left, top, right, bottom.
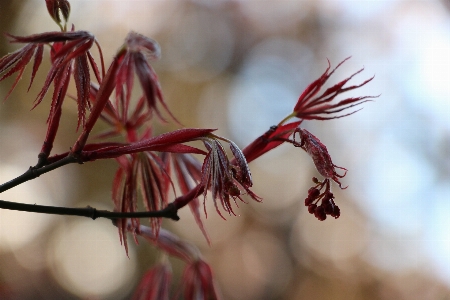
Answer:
[[45, 0, 71, 28]]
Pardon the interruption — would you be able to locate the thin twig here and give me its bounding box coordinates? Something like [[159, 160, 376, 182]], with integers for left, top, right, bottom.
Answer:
[[0, 199, 180, 221], [0, 155, 78, 194]]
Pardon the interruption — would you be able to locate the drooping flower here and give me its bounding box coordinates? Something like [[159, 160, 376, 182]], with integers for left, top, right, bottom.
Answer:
[[199, 136, 261, 219], [258, 58, 376, 221], [287, 128, 346, 221], [294, 128, 347, 188], [304, 177, 340, 221]]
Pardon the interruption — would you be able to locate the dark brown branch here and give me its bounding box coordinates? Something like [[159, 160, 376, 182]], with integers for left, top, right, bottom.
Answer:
[[0, 152, 202, 221], [0, 155, 78, 193], [0, 199, 180, 221]]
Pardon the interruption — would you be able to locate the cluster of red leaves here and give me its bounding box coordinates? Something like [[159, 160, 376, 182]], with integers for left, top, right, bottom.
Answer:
[[0, 29, 103, 159], [131, 225, 221, 300], [0, 0, 376, 298], [132, 263, 171, 300]]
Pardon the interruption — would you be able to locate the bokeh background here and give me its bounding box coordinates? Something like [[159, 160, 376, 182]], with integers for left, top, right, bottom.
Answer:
[[0, 0, 449, 299]]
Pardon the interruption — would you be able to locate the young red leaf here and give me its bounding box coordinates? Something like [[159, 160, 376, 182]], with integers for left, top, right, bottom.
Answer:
[[80, 128, 214, 161], [119, 31, 180, 124], [6, 31, 91, 44], [39, 62, 71, 158], [181, 259, 222, 300], [171, 153, 210, 244], [293, 57, 377, 120], [132, 263, 171, 300], [0, 44, 40, 100], [138, 152, 171, 237], [136, 226, 201, 263], [45, 0, 71, 25], [74, 54, 91, 129], [73, 51, 124, 153], [28, 44, 44, 91], [113, 157, 140, 257]]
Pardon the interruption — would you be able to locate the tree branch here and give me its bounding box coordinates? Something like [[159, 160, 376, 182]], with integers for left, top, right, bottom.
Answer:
[[0, 199, 180, 221], [0, 155, 78, 194], [0, 152, 206, 221]]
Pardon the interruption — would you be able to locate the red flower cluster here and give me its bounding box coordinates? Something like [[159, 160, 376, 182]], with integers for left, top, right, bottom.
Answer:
[[305, 177, 340, 221]]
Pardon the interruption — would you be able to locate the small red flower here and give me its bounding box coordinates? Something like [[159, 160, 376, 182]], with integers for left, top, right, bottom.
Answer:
[[286, 128, 346, 221], [304, 177, 341, 221]]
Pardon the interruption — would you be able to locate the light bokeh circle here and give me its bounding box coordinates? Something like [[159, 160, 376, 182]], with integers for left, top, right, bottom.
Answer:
[[47, 218, 137, 298]]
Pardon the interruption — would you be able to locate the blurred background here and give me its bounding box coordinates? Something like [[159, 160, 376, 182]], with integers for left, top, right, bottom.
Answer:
[[0, 0, 449, 299]]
